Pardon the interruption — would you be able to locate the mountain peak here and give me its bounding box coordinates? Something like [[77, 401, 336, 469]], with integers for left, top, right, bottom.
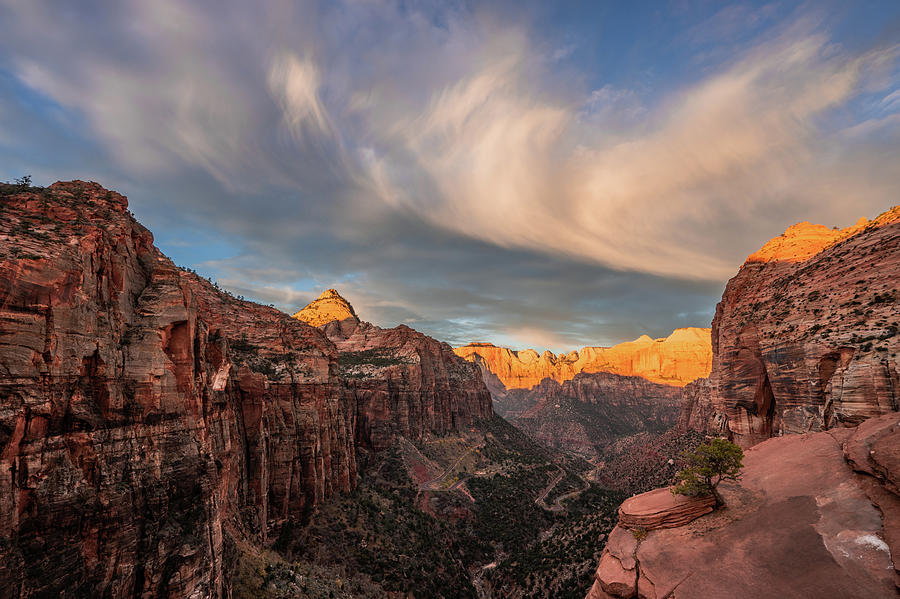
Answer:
[[746, 217, 869, 265], [292, 288, 359, 327]]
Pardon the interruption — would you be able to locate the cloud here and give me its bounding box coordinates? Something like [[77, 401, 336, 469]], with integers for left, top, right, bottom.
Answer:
[[268, 52, 331, 141], [364, 24, 900, 280], [0, 1, 898, 350]]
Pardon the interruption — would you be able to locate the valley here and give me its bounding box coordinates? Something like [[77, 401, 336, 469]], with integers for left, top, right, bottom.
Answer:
[[0, 179, 897, 599]]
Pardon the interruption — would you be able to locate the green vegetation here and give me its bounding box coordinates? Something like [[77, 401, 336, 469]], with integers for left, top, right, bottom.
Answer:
[[672, 438, 744, 507], [271, 416, 625, 599], [337, 349, 408, 378]]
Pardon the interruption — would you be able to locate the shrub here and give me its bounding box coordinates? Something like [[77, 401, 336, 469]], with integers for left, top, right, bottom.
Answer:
[[672, 438, 743, 507]]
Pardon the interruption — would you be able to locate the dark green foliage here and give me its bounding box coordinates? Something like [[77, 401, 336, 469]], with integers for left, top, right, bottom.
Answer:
[[337, 349, 405, 369], [672, 438, 744, 507]]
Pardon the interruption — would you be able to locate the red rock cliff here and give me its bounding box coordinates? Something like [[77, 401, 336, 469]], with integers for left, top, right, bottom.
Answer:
[[682, 207, 899, 447], [0, 181, 492, 597], [294, 290, 494, 451]]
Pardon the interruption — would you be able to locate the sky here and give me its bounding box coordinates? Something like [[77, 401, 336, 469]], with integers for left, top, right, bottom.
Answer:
[[1, 1, 898, 352]]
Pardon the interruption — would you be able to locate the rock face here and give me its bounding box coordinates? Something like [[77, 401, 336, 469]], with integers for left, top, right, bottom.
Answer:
[[505, 372, 683, 456], [681, 207, 899, 447], [586, 413, 900, 599], [0, 181, 492, 598], [292, 295, 494, 452], [454, 327, 712, 391], [292, 288, 359, 327]]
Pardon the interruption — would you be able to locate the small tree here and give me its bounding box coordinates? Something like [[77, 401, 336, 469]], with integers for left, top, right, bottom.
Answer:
[[672, 438, 743, 507]]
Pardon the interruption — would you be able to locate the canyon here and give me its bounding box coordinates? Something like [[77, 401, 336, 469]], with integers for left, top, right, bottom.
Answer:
[[2, 179, 898, 599], [504, 372, 683, 457], [0, 181, 491, 597]]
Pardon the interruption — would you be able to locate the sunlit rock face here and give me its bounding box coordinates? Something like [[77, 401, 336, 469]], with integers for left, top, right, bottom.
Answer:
[[682, 206, 900, 447], [292, 288, 359, 327], [0, 181, 492, 598], [454, 327, 712, 391]]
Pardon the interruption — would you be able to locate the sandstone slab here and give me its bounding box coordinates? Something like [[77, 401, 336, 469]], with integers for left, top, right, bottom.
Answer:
[[617, 487, 715, 530], [586, 414, 900, 599]]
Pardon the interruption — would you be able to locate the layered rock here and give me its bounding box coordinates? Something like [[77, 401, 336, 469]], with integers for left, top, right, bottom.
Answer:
[[291, 296, 494, 451], [586, 413, 900, 599], [615, 487, 715, 530], [0, 181, 492, 598], [454, 327, 712, 391], [506, 372, 683, 456], [683, 207, 900, 447]]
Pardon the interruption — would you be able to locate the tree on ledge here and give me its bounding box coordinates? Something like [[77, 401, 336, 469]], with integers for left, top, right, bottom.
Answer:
[[672, 438, 743, 508]]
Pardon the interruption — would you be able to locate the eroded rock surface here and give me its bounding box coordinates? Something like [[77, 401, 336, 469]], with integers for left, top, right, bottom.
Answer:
[[616, 487, 715, 530], [454, 327, 712, 391], [505, 372, 683, 456], [0, 181, 492, 598], [682, 207, 899, 447], [291, 299, 494, 451], [586, 413, 900, 599]]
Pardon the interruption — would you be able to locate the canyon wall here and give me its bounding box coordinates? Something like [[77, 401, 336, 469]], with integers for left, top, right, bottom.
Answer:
[[455, 327, 711, 392], [0, 181, 491, 597], [681, 208, 899, 447], [507, 372, 683, 457], [295, 290, 494, 451]]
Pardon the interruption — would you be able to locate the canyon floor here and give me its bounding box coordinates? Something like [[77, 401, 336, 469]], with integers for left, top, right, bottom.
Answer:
[[238, 415, 705, 599]]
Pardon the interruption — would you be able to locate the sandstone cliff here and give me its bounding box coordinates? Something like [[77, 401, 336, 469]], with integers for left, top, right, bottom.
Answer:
[[455, 327, 712, 392], [505, 372, 683, 457], [293, 291, 494, 451], [0, 181, 492, 598], [680, 207, 899, 446], [586, 412, 900, 599]]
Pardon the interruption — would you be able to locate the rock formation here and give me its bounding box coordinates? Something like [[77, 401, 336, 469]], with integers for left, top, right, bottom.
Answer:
[[615, 487, 715, 530], [505, 372, 683, 456], [292, 288, 359, 327], [680, 207, 899, 447], [454, 328, 712, 393], [0, 181, 492, 598], [586, 412, 900, 599], [292, 293, 494, 452]]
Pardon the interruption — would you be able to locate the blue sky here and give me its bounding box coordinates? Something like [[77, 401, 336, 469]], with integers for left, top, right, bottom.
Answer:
[[1, 0, 898, 352]]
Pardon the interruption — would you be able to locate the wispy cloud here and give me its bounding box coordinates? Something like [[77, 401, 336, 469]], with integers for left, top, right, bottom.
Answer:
[[0, 1, 898, 349]]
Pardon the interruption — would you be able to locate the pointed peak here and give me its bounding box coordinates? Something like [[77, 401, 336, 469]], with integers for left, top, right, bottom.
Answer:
[[292, 288, 359, 327], [318, 288, 343, 300]]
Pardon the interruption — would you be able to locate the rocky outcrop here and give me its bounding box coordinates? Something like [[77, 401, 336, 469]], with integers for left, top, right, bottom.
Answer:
[[682, 207, 899, 447], [506, 372, 683, 457], [616, 487, 715, 530], [291, 298, 494, 451], [586, 413, 900, 599], [292, 288, 359, 327], [454, 327, 712, 391], [0, 181, 492, 598]]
